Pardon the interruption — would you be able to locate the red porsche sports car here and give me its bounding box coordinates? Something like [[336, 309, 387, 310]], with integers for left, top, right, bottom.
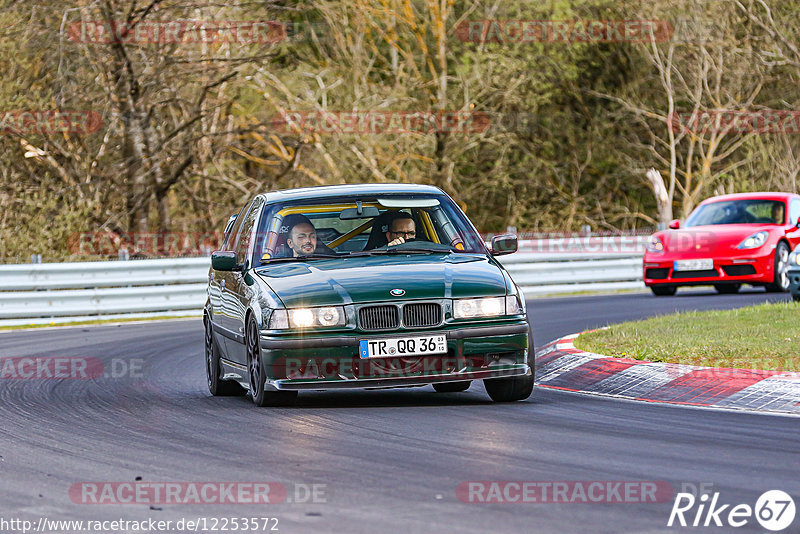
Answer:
[[643, 192, 800, 296]]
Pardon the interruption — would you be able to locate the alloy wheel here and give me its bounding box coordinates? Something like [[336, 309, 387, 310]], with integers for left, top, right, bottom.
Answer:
[[205, 319, 215, 389], [777, 246, 790, 290], [247, 319, 261, 396]]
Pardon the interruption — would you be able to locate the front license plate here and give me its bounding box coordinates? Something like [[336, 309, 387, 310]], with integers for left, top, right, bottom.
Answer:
[[674, 259, 713, 271], [359, 335, 447, 358]]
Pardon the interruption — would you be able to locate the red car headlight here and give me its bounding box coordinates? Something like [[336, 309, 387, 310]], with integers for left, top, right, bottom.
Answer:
[[737, 231, 768, 249]]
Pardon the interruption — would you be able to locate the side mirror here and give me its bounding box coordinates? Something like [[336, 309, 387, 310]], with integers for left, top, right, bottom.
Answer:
[[211, 251, 241, 272], [491, 234, 518, 256], [668, 219, 681, 230]]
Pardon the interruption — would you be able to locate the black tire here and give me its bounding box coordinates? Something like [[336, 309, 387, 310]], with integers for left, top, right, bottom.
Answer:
[[714, 284, 741, 294], [484, 367, 534, 402], [433, 381, 471, 393], [651, 286, 677, 296], [765, 242, 791, 292], [793, 294, 800, 302], [205, 317, 245, 396], [246, 317, 297, 407]]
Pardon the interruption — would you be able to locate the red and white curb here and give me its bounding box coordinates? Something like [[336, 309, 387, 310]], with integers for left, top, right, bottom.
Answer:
[[534, 332, 800, 415]]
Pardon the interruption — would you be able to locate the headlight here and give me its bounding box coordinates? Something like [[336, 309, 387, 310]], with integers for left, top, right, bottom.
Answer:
[[454, 296, 521, 319], [737, 231, 768, 249], [791, 251, 800, 266], [268, 306, 346, 329], [505, 295, 524, 315], [290, 309, 316, 328], [646, 236, 665, 253]]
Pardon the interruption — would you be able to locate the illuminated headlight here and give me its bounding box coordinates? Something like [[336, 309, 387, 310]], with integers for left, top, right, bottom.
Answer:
[[268, 306, 346, 329], [454, 296, 521, 319], [291, 309, 316, 328], [646, 236, 665, 253], [737, 231, 768, 249], [790, 250, 800, 266]]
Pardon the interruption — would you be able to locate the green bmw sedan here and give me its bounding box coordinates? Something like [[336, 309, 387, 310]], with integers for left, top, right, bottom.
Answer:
[[204, 184, 533, 406]]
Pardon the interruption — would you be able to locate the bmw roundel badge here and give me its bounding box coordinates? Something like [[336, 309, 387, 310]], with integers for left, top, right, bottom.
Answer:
[[390, 288, 406, 297]]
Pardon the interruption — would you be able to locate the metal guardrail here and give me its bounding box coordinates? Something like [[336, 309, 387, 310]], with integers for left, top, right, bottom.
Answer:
[[0, 237, 648, 326]]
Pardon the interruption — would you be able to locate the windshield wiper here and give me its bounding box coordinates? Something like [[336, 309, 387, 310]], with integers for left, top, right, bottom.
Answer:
[[345, 250, 401, 256], [260, 253, 342, 264], [398, 246, 455, 253], [346, 248, 451, 257]]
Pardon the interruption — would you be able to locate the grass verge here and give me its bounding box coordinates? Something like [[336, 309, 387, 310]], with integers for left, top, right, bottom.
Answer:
[[574, 301, 800, 372]]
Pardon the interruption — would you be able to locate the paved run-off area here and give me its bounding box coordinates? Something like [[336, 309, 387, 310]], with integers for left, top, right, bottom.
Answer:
[[0, 288, 797, 533]]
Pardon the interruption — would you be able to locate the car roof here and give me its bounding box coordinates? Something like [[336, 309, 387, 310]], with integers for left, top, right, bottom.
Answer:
[[700, 192, 799, 204], [261, 183, 444, 203]]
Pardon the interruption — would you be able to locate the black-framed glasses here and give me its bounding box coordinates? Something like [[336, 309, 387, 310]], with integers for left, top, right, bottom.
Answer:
[[390, 231, 416, 238]]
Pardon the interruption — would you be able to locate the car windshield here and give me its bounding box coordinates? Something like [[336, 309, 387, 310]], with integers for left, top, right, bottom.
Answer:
[[685, 199, 785, 227], [252, 194, 486, 266]]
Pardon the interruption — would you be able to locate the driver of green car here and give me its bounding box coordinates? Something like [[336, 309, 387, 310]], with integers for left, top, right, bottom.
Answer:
[[386, 213, 417, 246]]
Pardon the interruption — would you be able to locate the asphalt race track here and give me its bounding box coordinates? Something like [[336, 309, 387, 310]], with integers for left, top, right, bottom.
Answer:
[[1, 288, 798, 533]]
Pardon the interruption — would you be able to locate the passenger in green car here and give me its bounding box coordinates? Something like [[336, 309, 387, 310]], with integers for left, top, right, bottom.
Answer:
[[283, 213, 336, 256]]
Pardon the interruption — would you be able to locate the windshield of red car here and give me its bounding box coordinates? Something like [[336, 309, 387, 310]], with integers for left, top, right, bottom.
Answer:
[[685, 199, 785, 227]]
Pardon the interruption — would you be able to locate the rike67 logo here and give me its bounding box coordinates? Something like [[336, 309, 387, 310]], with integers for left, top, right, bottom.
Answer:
[[668, 489, 795, 531]]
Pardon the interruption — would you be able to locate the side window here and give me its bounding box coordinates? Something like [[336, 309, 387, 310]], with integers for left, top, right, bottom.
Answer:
[[223, 201, 251, 250], [791, 200, 800, 225], [222, 214, 238, 241], [235, 198, 265, 266]]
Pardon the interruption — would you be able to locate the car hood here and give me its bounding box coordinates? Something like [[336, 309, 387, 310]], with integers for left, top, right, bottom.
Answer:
[[657, 225, 778, 254], [254, 254, 508, 308]]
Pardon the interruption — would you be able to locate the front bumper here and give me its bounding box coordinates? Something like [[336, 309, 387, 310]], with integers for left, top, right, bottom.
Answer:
[[273, 366, 531, 391], [259, 322, 530, 390], [643, 251, 774, 286]]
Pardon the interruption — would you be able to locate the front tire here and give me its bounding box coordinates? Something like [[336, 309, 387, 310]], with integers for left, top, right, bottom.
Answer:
[[765, 242, 790, 292], [433, 381, 471, 393], [484, 368, 534, 402], [246, 317, 297, 407], [205, 317, 244, 396], [651, 286, 677, 296], [714, 283, 741, 294]]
